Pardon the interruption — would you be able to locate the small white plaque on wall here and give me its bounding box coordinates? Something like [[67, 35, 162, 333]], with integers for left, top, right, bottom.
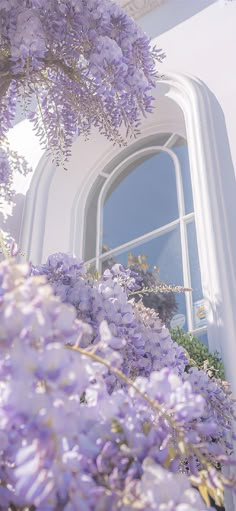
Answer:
[[170, 313, 186, 329]]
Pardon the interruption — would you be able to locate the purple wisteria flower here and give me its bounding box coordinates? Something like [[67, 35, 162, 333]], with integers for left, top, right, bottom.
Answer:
[[33, 254, 189, 383], [137, 458, 211, 511], [0, 0, 164, 197], [0, 255, 235, 509]]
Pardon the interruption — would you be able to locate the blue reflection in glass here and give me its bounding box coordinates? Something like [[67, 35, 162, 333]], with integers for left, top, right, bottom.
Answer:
[[103, 151, 178, 249], [171, 140, 194, 214], [196, 331, 208, 347]]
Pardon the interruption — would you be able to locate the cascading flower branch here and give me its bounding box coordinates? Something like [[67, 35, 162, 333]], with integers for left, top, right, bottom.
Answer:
[[0, 0, 164, 186]]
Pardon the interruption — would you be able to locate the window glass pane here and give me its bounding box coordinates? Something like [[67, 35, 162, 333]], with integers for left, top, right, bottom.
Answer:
[[102, 226, 188, 330], [170, 137, 194, 214], [102, 151, 179, 250]]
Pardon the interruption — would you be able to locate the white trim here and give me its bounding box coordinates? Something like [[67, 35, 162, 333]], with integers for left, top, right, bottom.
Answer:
[[164, 74, 236, 511], [164, 75, 236, 405], [19, 155, 56, 263], [164, 133, 177, 147]]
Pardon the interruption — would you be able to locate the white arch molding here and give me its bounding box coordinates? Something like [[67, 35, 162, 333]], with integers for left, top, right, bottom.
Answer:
[[19, 74, 236, 418], [71, 93, 186, 261]]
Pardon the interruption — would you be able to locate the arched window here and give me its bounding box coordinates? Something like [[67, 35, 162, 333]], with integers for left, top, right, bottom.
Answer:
[[19, 72, 236, 401], [84, 133, 207, 342]]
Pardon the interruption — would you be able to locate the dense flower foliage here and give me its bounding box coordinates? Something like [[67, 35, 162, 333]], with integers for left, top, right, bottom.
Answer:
[[33, 254, 236, 456], [0, 253, 234, 509], [0, 3, 235, 509], [33, 253, 188, 385], [0, 0, 163, 202]]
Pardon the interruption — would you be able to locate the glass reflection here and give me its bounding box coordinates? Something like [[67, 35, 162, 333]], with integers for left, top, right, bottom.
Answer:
[[102, 151, 178, 249], [170, 138, 194, 214]]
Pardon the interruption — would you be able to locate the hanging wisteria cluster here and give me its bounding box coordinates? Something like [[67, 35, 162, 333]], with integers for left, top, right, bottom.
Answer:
[[0, 252, 235, 510], [0, 0, 163, 200]]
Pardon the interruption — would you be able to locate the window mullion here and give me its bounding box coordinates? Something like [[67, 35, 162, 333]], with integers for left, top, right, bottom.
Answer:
[[98, 218, 181, 264], [171, 149, 194, 331], [164, 133, 178, 148], [85, 213, 194, 267], [180, 218, 194, 331], [96, 184, 103, 272]]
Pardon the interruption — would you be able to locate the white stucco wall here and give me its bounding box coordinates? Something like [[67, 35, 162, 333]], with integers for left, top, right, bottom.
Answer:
[[141, 0, 236, 172]]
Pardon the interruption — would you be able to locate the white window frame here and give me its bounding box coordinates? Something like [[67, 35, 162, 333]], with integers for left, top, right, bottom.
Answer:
[[85, 135, 207, 337]]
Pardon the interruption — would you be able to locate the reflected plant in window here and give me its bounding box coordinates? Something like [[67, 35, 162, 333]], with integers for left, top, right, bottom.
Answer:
[[127, 252, 178, 327], [102, 247, 179, 326]]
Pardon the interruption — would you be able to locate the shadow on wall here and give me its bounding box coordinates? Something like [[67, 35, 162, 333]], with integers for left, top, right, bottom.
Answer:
[[204, 82, 236, 274], [140, 0, 217, 38]]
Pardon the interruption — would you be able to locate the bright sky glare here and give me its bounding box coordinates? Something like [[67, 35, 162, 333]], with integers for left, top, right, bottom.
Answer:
[[7, 119, 44, 195]]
